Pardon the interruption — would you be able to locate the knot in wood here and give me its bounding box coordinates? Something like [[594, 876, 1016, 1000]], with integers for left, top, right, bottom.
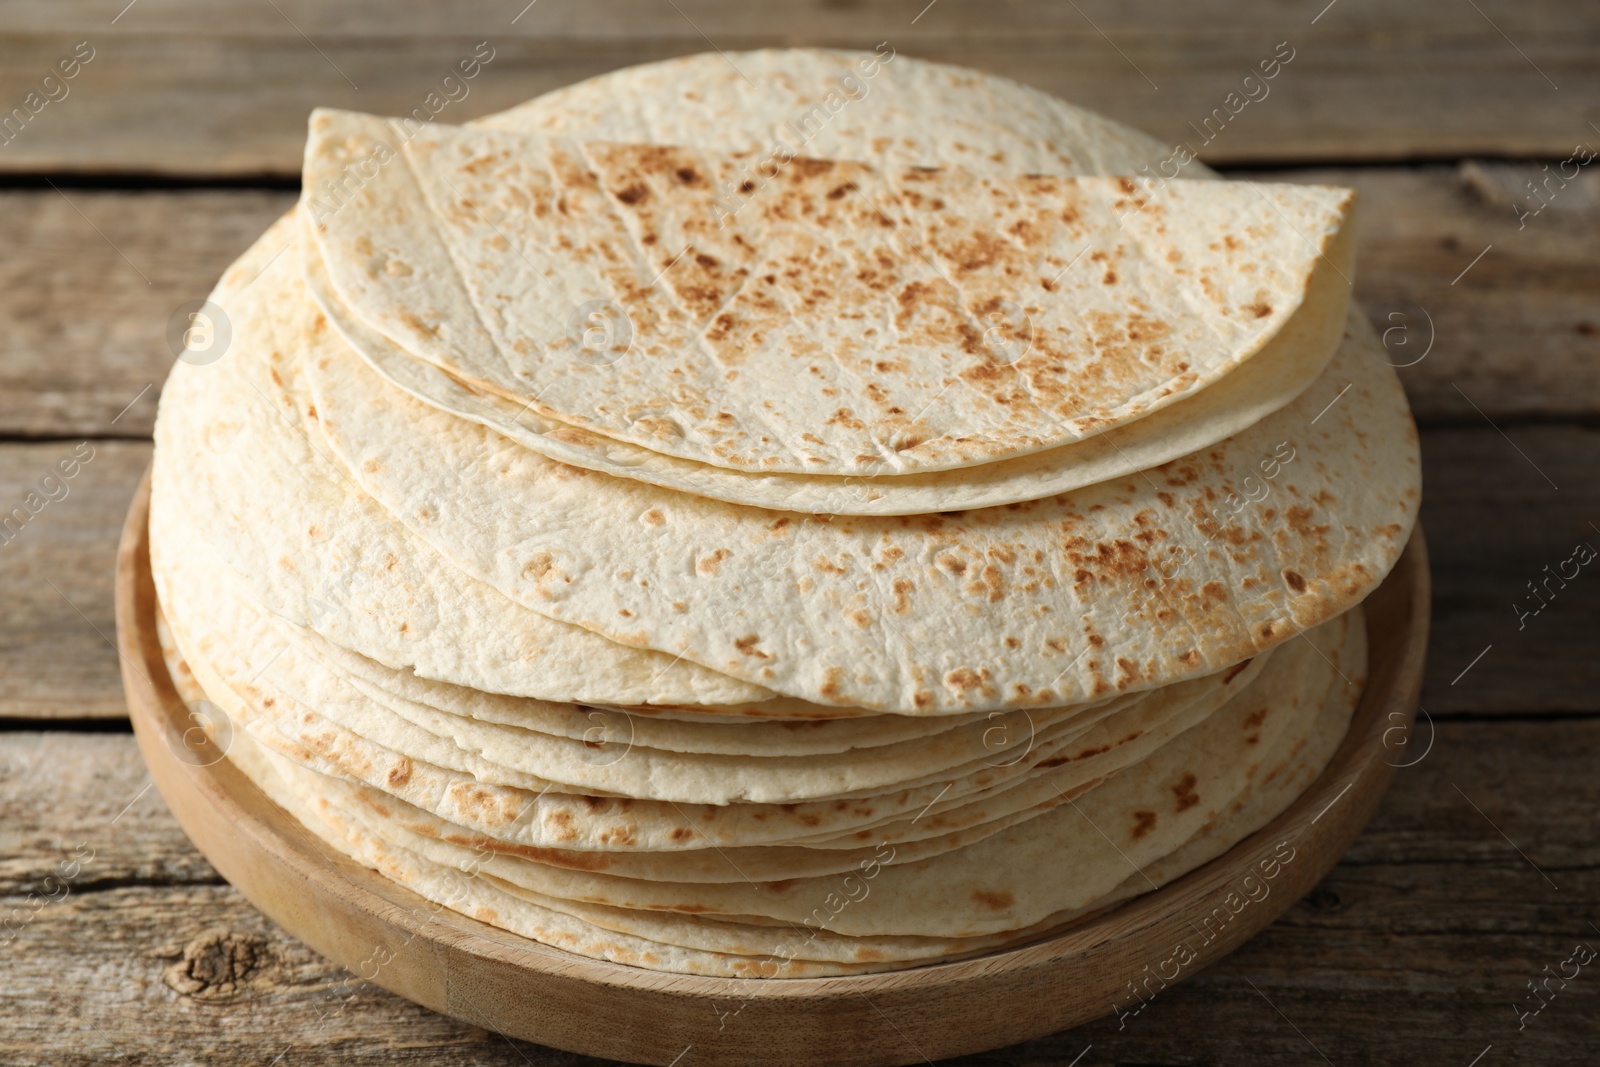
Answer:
[[163, 929, 270, 1001]]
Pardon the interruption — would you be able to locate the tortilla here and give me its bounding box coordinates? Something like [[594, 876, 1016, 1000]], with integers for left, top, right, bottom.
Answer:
[[158, 613, 1064, 973], [151, 214, 772, 709], [157, 600, 1362, 970], [144, 47, 1401, 980], [160, 549, 1283, 853], [271, 608, 998, 753], [160, 542, 1225, 806], [303, 108, 1353, 477], [302, 206, 1350, 514], [306, 297, 1417, 713]]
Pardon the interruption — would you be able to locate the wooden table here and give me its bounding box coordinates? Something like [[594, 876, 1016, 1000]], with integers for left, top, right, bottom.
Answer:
[[3, 3, 1596, 1063]]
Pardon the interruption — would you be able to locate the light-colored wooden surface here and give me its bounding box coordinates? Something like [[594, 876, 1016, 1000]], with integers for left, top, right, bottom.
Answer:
[[112, 468, 1428, 1065], [0, 1, 1594, 175], [3, 2, 1597, 1062], [2, 441, 149, 720]]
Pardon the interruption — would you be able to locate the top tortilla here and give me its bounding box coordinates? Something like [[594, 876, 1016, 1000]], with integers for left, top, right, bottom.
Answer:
[[302, 208, 1350, 514], [303, 109, 1353, 476], [297, 49, 1349, 514]]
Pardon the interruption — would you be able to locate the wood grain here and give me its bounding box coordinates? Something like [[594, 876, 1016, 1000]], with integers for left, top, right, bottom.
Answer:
[[1252, 163, 1600, 424], [111, 468, 1428, 1066], [0, 1, 1594, 177], [1419, 426, 1600, 714], [0, 440, 148, 720], [4, 161, 1596, 439], [0, 189, 293, 438], [3, 716, 1594, 1066]]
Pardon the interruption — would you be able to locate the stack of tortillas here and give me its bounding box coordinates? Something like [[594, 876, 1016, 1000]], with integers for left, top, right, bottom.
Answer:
[[149, 49, 1419, 977]]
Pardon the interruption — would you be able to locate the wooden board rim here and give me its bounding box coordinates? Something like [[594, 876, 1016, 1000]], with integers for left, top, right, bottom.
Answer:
[[115, 466, 1429, 1066]]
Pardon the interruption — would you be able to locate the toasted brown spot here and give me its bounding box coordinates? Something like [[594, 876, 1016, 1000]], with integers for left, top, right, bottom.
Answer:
[[970, 889, 1014, 911], [695, 548, 730, 577], [945, 668, 986, 691], [1172, 772, 1200, 812], [399, 312, 439, 338], [733, 634, 772, 660], [386, 759, 413, 788], [790, 157, 835, 178], [890, 578, 914, 614]]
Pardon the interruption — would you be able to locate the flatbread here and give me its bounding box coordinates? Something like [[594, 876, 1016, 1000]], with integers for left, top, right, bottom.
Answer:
[[157, 603, 1363, 970], [306, 298, 1417, 713], [151, 214, 772, 708], [145, 48, 1395, 979], [160, 552, 1282, 854], [161, 542, 1227, 805], [384, 48, 1330, 514], [303, 109, 1353, 476], [156, 617, 1080, 974], [301, 195, 1350, 513], [269, 610, 998, 754]]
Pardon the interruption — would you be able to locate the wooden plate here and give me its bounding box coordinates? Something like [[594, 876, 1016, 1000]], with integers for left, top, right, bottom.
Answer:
[[116, 468, 1429, 1067]]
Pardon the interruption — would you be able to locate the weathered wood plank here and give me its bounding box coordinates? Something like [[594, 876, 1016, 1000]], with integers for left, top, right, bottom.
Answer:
[[0, 885, 549, 1067], [0, 732, 214, 892], [1255, 162, 1600, 424], [1416, 426, 1600, 714], [0, 0, 1594, 176], [0, 189, 293, 438], [4, 164, 1598, 439], [1, 719, 1594, 1064], [0, 440, 148, 719], [1, 425, 1595, 720]]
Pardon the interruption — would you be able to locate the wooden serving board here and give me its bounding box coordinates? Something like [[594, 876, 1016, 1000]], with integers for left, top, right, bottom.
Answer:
[[115, 468, 1430, 1067]]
